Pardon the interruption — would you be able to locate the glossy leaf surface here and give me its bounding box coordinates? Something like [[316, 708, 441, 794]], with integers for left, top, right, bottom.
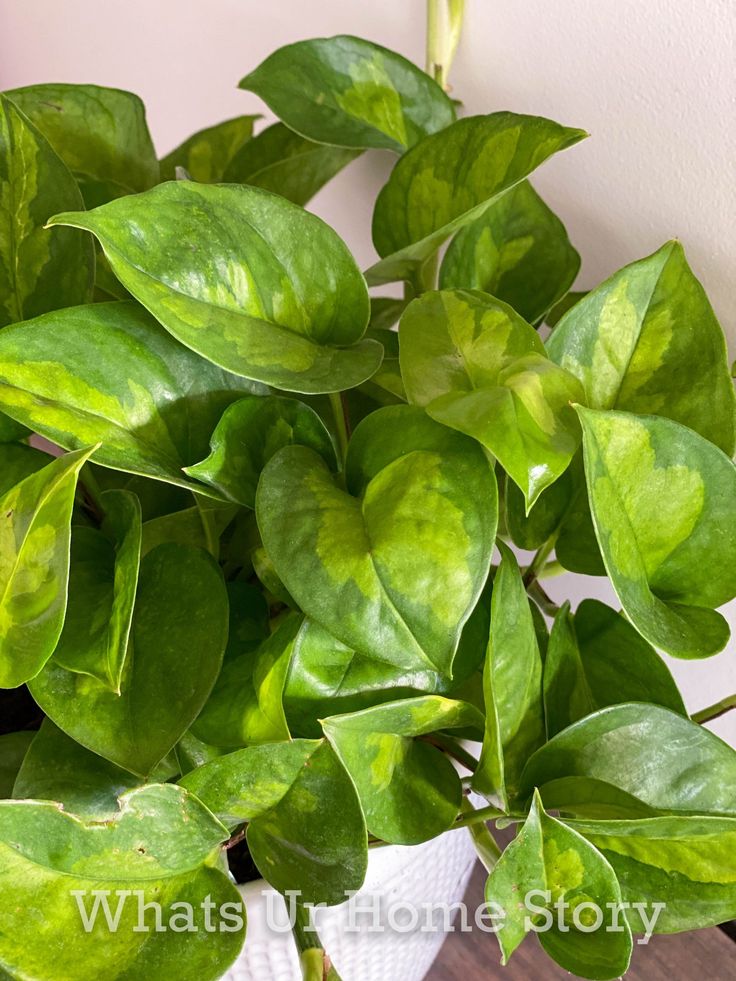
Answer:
[[0, 784, 242, 981], [440, 180, 580, 323], [486, 792, 632, 979], [6, 83, 159, 205], [323, 695, 483, 844], [0, 447, 94, 688], [578, 407, 736, 658], [0, 301, 262, 492], [400, 289, 584, 507], [29, 544, 228, 776], [181, 738, 367, 905], [185, 394, 336, 507], [224, 122, 360, 205], [257, 405, 496, 676], [49, 182, 381, 393], [239, 35, 455, 152], [474, 543, 545, 808], [367, 113, 586, 284], [0, 94, 93, 327], [52, 489, 141, 690], [548, 242, 736, 454], [160, 115, 259, 182]]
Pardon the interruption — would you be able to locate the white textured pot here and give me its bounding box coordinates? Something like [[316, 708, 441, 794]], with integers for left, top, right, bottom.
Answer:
[[220, 825, 478, 980]]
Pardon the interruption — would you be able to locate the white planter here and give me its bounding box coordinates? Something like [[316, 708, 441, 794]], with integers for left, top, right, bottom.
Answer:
[[221, 825, 479, 980]]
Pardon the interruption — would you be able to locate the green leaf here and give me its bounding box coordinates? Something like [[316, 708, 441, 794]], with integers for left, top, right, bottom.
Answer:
[[0, 442, 51, 496], [52, 490, 141, 690], [577, 407, 736, 658], [0, 413, 29, 443], [181, 738, 367, 905], [192, 612, 300, 747], [323, 695, 483, 844], [0, 732, 33, 796], [439, 180, 580, 323], [257, 405, 496, 676], [12, 719, 176, 817], [544, 601, 686, 737], [238, 35, 455, 152], [567, 814, 736, 933], [0, 94, 93, 327], [0, 446, 94, 688], [29, 543, 228, 777], [367, 113, 586, 285], [223, 122, 360, 205], [0, 784, 243, 981], [547, 242, 736, 455], [6, 83, 159, 205], [473, 542, 545, 808], [185, 394, 336, 507], [160, 114, 259, 182], [0, 301, 264, 493], [140, 502, 237, 556], [400, 288, 584, 507], [486, 791, 632, 979], [49, 182, 382, 394], [546, 290, 587, 328], [520, 702, 736, 816]]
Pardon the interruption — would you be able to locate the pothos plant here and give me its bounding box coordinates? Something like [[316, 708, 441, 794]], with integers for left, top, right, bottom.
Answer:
[[1, 3, 736, 980]]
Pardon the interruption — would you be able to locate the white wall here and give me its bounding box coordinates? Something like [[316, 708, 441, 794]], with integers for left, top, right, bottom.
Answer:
[[2, 0, 734, 741]]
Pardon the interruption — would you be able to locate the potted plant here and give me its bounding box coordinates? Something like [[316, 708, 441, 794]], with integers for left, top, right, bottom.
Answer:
[[1, 2, 735, 979]]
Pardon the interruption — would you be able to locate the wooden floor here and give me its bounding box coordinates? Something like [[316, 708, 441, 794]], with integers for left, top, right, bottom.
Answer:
[[426, 865, 736, 980]]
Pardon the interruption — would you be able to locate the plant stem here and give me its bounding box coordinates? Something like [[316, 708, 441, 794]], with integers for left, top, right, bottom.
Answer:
[[452, 801, 506, 828], [426, 0, 466, 89], [522, 535, 557, 588], [292, 902, 342, 981], [461, 800, 502, 871], [538, 559, 564, 580], [79, 463, 105, 522], [692, 694, 736, 724], [328, 391, 350, 468], [527, 579, 562, 618], [423, 733, 479, 772]]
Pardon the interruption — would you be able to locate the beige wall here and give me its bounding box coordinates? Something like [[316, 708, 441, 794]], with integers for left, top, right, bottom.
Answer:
[[2, 0, 734, 742]]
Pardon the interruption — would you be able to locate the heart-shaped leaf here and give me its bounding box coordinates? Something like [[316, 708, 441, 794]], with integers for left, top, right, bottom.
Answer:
[[223, 122, 360, 205], [0, 446, 94, 688], [185, 395, 336, 507], [52, 489, 141, 690], [0, 732, 33, 796], [439, 180, 580, 324], [0, 94, 93, 327], [323, 695, 483, 844], [29, 543, 229, 777], [367, 113, 586, 285], [548, 242, 736, 455], [160, 114, 259, 182], [520, 702, 736, 816], [473, 542, 545, 809], [544, 600, 686, 736], [238, 36, 455, 152], [48, 182, 382, 394], [400, 289, 583, 507], [486, 791, 632, 980], [192, 612, 299, 747], [567, 814, 736, 933], [13, 719, 177, 817], [0, 301, 263, 493], [257, 405, 496, 676], [0, 784, 243, 981], [181, 738, 367, 905], [577, 407, 736, 658], [6, 83, 159, 205]]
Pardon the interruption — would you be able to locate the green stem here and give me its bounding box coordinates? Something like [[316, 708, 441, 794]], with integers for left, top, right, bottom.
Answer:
[[328, 391, 349, 468], [292, 903, 342, 981], [538, 559, 564, 580], [452, 801, 506, 828], [461, 800, 502, 871], [425, 733, 479, 772], [522, 534, 557, 588], [79, 463, 106, 522], [527, 579, 562, 618], [692, 694, 736, 724]]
